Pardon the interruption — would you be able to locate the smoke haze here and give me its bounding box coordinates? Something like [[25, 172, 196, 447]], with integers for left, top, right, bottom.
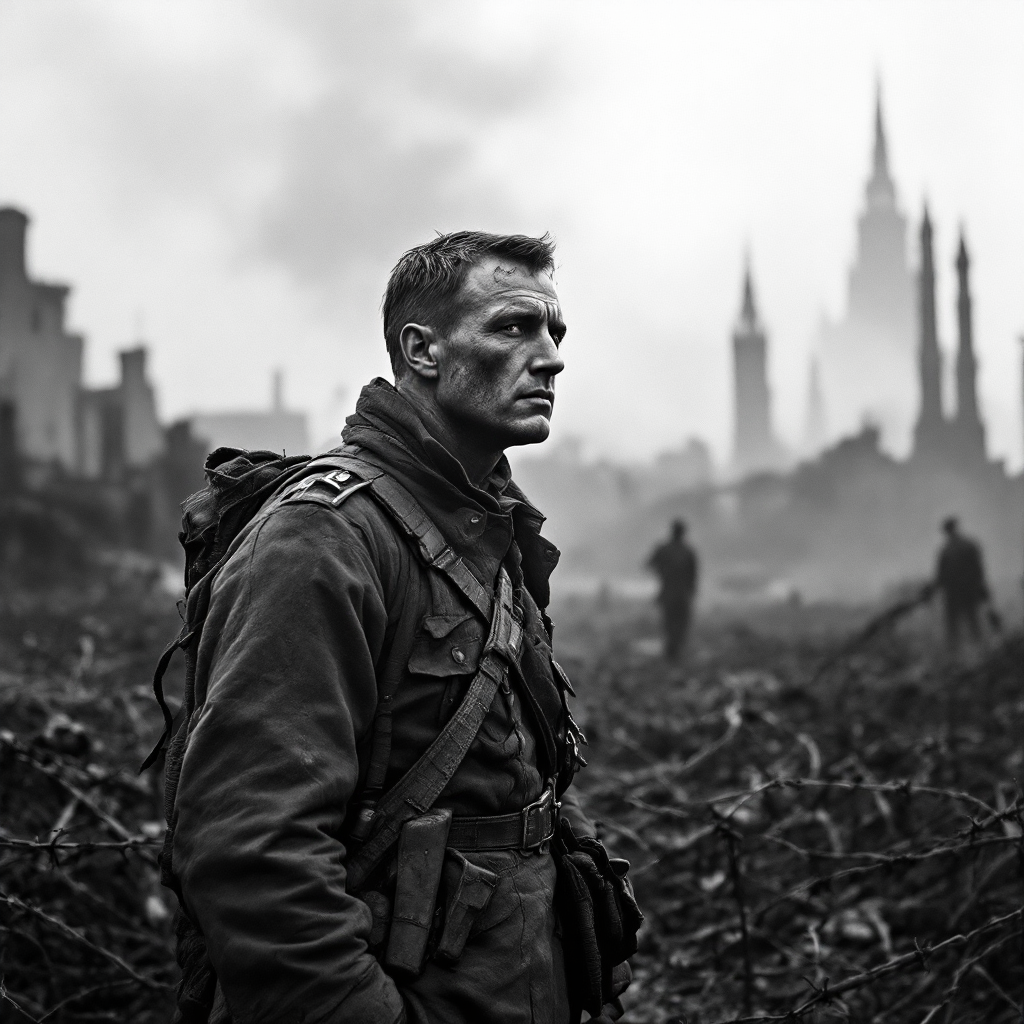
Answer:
[[0, 0, 1021, 465]]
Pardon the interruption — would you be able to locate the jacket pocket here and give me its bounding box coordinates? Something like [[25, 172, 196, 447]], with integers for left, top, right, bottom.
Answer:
[[407, 613, 484, 679]]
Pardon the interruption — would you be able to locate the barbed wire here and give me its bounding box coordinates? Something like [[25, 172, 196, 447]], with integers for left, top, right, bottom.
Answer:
[[576, 629, 1024, 1023]]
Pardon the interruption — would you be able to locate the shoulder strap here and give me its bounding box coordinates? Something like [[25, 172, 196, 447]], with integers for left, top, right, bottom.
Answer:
[[363, 472, 493, 621], [345, 566, 522, 892], [157, 445, 519, 891], [303, 448, 493, 622], [288, 448, 511, 881]]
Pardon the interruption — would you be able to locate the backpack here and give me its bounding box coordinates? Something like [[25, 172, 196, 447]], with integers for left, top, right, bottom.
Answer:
[[142, 447, 313, 775], [142, 446, 335, 1022]]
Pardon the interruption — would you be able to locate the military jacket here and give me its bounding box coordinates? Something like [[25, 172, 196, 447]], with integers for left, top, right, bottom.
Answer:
[[172, 379, 589, 1024]]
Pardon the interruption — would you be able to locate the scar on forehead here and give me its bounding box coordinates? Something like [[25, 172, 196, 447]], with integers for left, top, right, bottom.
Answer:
[[492, 264, 523, 280]]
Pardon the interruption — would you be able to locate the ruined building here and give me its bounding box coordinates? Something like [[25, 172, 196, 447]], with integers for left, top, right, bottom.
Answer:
[[732, 264, 786, 476], [818, 90, 916, 452], [911, 208, 988, 471], [0, 206, 165, 483], [0, 208, 84, 474], [80, 347, 166, 480]]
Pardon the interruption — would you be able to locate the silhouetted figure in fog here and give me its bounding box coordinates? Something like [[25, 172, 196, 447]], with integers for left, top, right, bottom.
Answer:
[[935, 516, 989, 649], [647, 519, 699, 661]]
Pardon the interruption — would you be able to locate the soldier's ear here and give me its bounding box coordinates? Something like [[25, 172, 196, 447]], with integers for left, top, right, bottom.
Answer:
[[399, 324, 440, 381]]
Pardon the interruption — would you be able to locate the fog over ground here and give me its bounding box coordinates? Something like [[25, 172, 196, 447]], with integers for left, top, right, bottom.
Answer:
[[1, 0, 1021, 468]]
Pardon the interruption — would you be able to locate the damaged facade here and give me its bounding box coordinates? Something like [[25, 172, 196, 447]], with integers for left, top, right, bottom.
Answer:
[[0, 207, 167, 484], [0, 208, 85, 475], [0, 204, 313, 559], [0, 207, 206, 558]]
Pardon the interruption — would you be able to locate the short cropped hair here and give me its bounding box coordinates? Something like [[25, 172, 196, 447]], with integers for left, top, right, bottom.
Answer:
[[382, 230, 556, 376]]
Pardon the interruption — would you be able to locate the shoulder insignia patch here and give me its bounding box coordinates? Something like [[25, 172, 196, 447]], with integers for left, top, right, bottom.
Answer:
[[278, 469, 372, 509]]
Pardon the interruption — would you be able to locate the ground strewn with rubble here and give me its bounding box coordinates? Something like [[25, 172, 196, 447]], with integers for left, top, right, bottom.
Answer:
[[1, 565, 1021, 1022], [556, 596, 1023, 1023]]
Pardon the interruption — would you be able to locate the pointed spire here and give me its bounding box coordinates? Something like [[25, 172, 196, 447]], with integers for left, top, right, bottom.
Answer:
[[913, 202, 945, 458], [741, 267, 755, 321], [864, 82, 896, 211], [803, 355, 828, 455], [732, 253, 784, 475], [873, 81, 889, 179], [956, 229, 969, 280], [953, 225, 984, 460], [739, 255, 759, 328]]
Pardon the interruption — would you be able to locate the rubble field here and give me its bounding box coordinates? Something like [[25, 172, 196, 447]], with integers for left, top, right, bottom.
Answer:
[[557, 595, 1023, 1023], [1, 565, 1021, 1023]]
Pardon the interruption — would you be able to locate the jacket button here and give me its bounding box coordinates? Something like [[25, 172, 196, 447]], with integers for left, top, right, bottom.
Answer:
[[452, 647, 466, 664]]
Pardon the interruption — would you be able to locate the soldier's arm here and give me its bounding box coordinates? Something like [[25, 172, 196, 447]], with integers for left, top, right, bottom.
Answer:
[[559, 786, 599, 839], [973, 543, 990, 599], [173, 502, 405, 1024]]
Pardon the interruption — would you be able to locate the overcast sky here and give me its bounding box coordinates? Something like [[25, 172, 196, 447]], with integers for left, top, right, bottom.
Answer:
[[1, 0, 1021, 468]]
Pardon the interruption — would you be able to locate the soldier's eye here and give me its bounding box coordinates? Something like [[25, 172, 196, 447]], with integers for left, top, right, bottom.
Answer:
[[503, 324, 524, 336]]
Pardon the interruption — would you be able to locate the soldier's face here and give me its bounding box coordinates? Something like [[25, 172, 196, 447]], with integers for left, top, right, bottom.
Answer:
[[434, 258, 566, 450]]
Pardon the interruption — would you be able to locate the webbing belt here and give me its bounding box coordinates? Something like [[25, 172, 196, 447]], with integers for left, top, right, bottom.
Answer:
[[448, 783, 559, 853]]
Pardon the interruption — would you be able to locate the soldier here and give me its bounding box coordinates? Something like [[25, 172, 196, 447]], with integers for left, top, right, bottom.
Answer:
[[647, 518, 699, 661], [167, 232, 639, 1024], [935, 515, 990, 650]]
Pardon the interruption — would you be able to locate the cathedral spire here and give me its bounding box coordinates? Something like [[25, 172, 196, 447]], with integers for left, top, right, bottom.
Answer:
[[951, 229, 986, 463], [873, 84, 889, 179], [913, 204, 946, 460], [732, 258, 785, 475], [865, 83, 896, 210], [803, 355, 828, 456], [740, 261, 758, 327]]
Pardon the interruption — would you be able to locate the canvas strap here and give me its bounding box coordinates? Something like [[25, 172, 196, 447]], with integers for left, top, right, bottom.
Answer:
[[292, 448, 494, 622], [344, 565, 522, 891], [163, 445, 521, 891]]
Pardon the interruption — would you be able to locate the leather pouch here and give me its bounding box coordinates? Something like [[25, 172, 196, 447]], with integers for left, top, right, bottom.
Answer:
[[555, 818, 643, 1019], [434, 849, 498, 966], [385, 809, 452, 978]]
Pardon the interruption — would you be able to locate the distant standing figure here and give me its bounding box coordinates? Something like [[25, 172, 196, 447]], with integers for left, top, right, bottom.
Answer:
[[935, 516, 989, 649], [647, 519, 699, 660]]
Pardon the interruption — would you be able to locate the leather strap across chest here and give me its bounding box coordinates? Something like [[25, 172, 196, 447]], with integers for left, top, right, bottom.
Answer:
[[345, 566, 523, 891], [280, 448, 493, 623], [277, 448, 542, 889]]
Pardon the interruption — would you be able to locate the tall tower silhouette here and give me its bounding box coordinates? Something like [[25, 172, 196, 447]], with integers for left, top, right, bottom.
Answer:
[[949, 232, 986, 465], [803, 356, 828, 457], [912, 206, 946, 460], [847, 89, 909, 330], [732, 263, 785, 475], [818, 85, 915, 451]]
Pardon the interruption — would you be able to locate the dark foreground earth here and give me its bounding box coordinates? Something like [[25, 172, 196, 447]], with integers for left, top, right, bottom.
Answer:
[[1, 563, 1021, 1023]]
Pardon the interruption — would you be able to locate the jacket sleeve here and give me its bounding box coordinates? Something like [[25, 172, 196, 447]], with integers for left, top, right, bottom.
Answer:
[[172, 502, 406, 1024], [559, 786, 598, 839]]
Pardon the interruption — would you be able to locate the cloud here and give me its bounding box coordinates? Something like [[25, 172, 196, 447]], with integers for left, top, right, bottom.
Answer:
[[249, 1, 559, 291]]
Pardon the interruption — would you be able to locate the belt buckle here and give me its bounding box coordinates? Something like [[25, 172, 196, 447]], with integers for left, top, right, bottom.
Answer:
[[520, 783, 560, 853]]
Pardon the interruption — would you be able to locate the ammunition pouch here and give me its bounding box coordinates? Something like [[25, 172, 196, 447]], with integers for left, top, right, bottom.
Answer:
[[358, 815, 500, 976], [554, 818, 643, 1020], [384, 809, 452, 977]]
